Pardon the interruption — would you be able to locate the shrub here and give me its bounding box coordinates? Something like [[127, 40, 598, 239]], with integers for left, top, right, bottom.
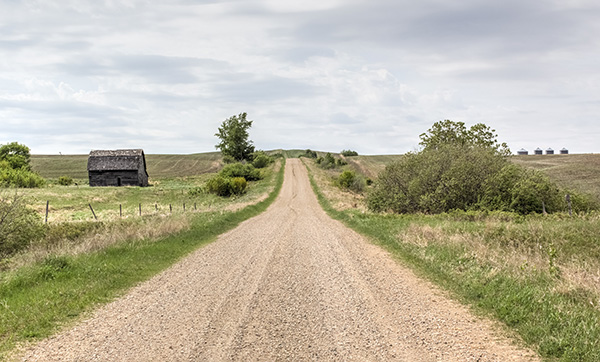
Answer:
[[317, 153, 337, 169], [338, 170, 355, 188], [205, 175, 232, 196], [229, 177, 247, 195], [58, 176, 74, 186], [367, 145, 507, 213], [301, 149, 318, 159], [367, 143, 596, 215], [0, 192, 45, 259], [0, 167, 46, 188], [337, 170, 366, 193], [336, 158, 347, 167], [252, 153, 272, 169], [188, 187, 203, 197], [341, 150, 359, 157], [204, 175, 247, 197], [220, 163, 262, 181]]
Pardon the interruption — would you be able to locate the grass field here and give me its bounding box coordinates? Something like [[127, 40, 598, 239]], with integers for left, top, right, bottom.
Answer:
[[513, 154, 600, 199], [30, 152, 223, 181]]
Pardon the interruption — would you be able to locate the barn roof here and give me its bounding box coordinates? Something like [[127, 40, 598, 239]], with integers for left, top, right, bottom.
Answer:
[[87, 149, 147, 172]]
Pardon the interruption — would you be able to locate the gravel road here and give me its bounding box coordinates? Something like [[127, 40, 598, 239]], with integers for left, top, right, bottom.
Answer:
[[22, 159, 539, 361]]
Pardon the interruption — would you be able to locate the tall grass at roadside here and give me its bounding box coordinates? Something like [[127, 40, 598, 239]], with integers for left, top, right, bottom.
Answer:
[[304, 159, 600, 362], [4, 216, 191, 271], [0, 159, 285, 359]]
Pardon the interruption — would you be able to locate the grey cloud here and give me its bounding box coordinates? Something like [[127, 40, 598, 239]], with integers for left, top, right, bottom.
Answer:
[[211, 75, 320, 103], [0, 98, 123, 123], [269, 46, 336, 63], [289, 0, 598, 59], [53, 54, 228, 84]]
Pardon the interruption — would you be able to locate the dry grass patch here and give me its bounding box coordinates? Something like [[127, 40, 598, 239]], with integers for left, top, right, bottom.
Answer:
[[397, 216, 600, 307], [302, 159, 367, 212], [6, 215, 191, 271]]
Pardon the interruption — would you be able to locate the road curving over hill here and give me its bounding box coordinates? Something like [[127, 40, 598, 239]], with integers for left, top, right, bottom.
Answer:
[[22, 159, 538, 361]]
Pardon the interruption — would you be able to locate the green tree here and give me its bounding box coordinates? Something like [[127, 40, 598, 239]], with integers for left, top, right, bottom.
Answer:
[[419, 120, 510, 155], [215, 113, 255, 161], [367, 120, 588, 215], [0, 142, 32, 170]]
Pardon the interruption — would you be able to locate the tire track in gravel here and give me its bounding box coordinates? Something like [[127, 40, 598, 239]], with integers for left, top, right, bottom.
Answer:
[[21, 159, 539, 361]]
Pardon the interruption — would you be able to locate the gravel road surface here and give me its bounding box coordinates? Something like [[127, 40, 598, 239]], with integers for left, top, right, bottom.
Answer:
[[22, 159, 538, 361]]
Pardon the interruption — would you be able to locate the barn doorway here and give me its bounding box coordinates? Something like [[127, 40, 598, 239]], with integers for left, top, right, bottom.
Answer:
[[117, 177, 122, 186]]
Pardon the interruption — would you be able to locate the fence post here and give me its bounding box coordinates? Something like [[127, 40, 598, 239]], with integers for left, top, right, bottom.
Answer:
[[194, 202, 197, 211], [89, 203, 98, 220], [139, 203, 142, 216], [183, 203, 186, 212], [45, 200, 49, 224], [566, 194, 572, 216], [120, 204, 122, 218], [169, 204, 172, 213]]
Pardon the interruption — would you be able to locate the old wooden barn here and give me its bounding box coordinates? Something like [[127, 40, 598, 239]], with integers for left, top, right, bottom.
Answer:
[[87, 149, 149, 187]]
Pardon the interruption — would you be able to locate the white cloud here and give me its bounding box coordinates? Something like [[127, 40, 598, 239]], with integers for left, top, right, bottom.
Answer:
[[1, 0, 600, 154]]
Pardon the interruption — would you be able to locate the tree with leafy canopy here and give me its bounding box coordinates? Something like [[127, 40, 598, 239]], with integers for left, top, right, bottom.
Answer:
[[367, 120, 594, 214], [215, 112, 255, 162], [0, 142, 32, 170], [419, 120, 510, 156]]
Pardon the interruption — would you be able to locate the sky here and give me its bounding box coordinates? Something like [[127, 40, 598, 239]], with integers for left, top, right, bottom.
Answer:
[[1, 0, 600, 155]]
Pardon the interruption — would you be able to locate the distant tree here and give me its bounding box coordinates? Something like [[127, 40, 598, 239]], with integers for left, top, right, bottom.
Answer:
[[341, 150, 359, 157], [419, 120, 510, 156], [301, 149, 318, 159], [0, 142, 32, 170], [215, 113, 255, 161]]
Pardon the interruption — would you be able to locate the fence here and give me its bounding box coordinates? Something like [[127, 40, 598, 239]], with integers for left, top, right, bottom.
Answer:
[[43, 200, 201, 223]]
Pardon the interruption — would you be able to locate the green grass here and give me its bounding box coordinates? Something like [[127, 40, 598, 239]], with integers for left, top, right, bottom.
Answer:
[[305, 159, 600, 362], [0, 159, 285, 358], [19, 163, 276, 222]]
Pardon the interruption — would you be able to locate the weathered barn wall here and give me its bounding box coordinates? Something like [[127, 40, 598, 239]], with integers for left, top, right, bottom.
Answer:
[[87, 149, 149, 187], [89, 170, 142, 187]]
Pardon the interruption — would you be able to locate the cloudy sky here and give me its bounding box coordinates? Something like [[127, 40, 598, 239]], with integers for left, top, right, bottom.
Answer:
[[1, 0, 600, 155]]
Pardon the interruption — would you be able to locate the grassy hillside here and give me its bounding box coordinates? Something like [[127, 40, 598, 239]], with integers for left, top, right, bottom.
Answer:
[[513, 154, 600, 199], [31, 152, 223, 180], [344, 155, 402, 178]]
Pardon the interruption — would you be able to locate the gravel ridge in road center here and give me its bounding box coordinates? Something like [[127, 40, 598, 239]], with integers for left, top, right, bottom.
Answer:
[[22, 159, 539, 361]]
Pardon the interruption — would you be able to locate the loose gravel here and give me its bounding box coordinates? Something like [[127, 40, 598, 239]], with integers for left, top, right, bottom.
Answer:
[[21, 159, 539, 361]]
